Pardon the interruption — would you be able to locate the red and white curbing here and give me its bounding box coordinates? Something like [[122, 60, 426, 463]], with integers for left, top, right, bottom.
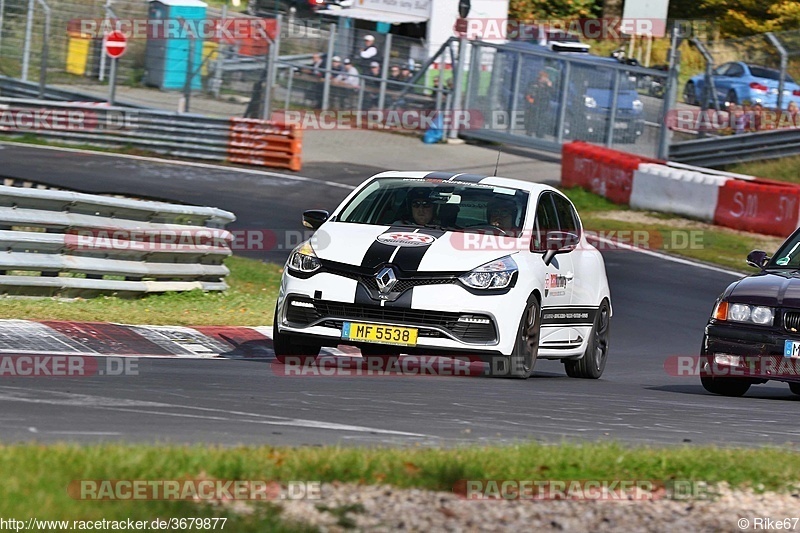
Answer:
[[562, 141, 800, 237], [0, 319, 357, 359]]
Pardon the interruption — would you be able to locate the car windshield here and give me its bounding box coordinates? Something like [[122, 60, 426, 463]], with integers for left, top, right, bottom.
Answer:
[[768, 232, 800, 268], [748, 65, 796, 83], [337, 178, 529, 235]]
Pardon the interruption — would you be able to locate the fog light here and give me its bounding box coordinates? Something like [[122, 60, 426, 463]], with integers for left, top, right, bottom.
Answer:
[[714, 354, 743, 366]]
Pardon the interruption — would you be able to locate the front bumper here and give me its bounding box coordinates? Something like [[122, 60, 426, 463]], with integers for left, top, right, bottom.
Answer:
[[702, 321, 800, 383]]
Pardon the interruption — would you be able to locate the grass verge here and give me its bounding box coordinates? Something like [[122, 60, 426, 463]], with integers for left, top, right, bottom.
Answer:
[[0, 256, 282, 326], [2, 443, 800, 524], [562, 187, 783, 272], [726, 155, 800, 185]]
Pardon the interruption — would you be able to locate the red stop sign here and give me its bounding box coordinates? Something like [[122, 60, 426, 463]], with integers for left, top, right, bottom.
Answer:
[[104, 31, 127, 59]]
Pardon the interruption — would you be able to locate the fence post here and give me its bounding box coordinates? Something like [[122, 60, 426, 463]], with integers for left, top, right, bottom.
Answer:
[[377, 33, 391, 111], [766, 32, 788, 111], [35, 0, 49, 98], [658, 27, 681, 160], [604, 69, 621, 147], [555, 61, 571, 144], [447, 36, 469, 139], [507, 51, 522, 135], [262, 14, 282, 121], [322, 23, 336, 111], [21, 0, 33, 81], [184, 37, 194, 113]]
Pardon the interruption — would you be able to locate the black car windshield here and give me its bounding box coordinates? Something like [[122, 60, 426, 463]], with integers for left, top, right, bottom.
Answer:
[[748, 65, 796, 83], [337, 178, 529, 235], [769, 233, 800, 268]]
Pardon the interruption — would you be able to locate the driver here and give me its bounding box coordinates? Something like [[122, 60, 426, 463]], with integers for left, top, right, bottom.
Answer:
[[398, 189, 439, 226], [487, 197, 518, 232]]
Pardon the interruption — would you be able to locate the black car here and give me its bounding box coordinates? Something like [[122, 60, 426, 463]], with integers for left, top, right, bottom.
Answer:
[[701, 231, 800, 397]]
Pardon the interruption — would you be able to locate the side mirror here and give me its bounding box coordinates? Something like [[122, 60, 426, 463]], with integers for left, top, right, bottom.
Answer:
[[746, 249, 769, 269], [302, 210, 329, 230], [542, 231, 579, 266]]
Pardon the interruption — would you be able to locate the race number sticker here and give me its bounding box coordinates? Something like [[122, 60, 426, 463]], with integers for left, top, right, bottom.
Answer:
[[377, 232, 436, 247]]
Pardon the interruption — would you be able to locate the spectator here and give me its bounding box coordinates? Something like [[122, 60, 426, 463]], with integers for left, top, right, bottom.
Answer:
[[752, 102, 764, 131], [303, 52, 325, 108], [788, 101, 799, 128], [305, 52, 325, 78], [400, 64, 414, 83], [365, 61, 382, 109], [524, 70, 554, 138], [388, 64, 402, 82], [358, 35, 379, 70], [336, 58, 360, 88]]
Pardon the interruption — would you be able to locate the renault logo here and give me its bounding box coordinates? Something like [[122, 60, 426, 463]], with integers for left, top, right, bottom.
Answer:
[[375, 267, 397, 294]]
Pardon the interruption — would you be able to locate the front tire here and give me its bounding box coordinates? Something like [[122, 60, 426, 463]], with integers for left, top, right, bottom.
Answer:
[[683, 82, 696, 105], [789, 382, 800, 395], [700, 376, 751, 397], [487, 296, 540, 379], [565, 300, 610, 379], [272, 308, 320, 365]]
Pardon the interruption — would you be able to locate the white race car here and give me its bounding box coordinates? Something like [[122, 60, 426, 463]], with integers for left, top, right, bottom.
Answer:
[[273, 171, 612, 379]]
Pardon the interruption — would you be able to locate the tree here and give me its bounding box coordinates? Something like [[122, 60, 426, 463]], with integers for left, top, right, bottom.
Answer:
[[508, 0, 602, 21], [669, 0, 800, 38]]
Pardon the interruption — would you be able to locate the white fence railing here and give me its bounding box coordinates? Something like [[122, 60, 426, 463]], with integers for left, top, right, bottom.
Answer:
[[0, 185, 236, 297]]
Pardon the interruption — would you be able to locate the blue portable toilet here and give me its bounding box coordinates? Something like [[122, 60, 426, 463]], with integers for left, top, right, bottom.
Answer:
[[145, 0, 206, 90]]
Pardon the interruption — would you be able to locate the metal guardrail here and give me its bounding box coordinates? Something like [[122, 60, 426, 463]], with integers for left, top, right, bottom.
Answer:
[[0, 98, 302, 169], [0, 184, 235, 297], [0, 76, 144, 108], [669, 128, 800, 167]]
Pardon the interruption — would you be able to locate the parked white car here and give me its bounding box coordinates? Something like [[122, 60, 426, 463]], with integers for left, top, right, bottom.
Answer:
[[273, 171, 612, 379]]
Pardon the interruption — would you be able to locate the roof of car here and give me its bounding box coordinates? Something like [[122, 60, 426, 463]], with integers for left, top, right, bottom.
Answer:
[[368, 171, 560, 195]]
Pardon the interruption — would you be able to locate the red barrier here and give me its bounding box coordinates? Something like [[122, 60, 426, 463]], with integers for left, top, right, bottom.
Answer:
[[714, 179, 800, 237], [561, 141, 662, 205]]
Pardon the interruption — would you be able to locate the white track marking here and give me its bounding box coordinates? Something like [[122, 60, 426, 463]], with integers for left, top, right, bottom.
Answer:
[[0, 141, 356, 190], [591, 236, 744, 277]]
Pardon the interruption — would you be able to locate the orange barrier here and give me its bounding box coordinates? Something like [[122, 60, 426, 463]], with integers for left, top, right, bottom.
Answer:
[[714, 178, 800, 237], [227, 118, 303, 172]]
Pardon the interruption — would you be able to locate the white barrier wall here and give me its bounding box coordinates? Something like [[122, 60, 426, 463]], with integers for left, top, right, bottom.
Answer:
[[630, 163, 731, 222]]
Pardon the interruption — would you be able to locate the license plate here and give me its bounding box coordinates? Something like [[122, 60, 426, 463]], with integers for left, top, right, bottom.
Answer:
[[614, 122, 628, 129], [784, 340, 800, 358], [342, 322, 418, 346]]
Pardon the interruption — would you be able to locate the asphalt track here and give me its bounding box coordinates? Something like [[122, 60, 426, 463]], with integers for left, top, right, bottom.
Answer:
[[1, 143, 799, 448]]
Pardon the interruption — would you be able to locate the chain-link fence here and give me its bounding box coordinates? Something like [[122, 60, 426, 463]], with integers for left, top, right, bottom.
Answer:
[[462, 40, 671, 158]]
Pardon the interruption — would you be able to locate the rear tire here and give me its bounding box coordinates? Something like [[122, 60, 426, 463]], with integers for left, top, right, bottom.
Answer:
[[272, 308, 320, 365], [789, 382, 800, 395], [487, 296, 539, 379], [700, 376, 751, 397], [565, 300, 610, 379]]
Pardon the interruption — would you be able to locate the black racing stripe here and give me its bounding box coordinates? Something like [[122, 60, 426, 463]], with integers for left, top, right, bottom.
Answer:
[[384, 287, 414, 308], [423, 171, 458, 180], [541, 307, 598, 327], [354, 283, 374, 305], [450, 173, 486, 183], [392, 229, 445, 272], [359, 225, 407, 269]]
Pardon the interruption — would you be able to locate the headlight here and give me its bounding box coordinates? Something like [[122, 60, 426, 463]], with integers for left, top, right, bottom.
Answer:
[[632, 99, 643, 112], [287, 240, 321, 273], [584, 96, 597, 109], [459, 256, 517, 290], [713, 301, 774, 326]]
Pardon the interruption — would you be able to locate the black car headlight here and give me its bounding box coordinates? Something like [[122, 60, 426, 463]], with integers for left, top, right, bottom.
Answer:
[[459, 256, 517, 290], [287, 240, 321, 273], [713, 301, 775, 326]]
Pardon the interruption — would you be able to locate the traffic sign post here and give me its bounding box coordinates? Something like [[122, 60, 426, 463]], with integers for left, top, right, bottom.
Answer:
[[104, 31, 127, 106]]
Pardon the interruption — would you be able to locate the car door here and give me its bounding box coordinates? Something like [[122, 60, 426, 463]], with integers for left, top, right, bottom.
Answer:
[[532, 192, 573, 309], [712, 63, 734, 104]]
